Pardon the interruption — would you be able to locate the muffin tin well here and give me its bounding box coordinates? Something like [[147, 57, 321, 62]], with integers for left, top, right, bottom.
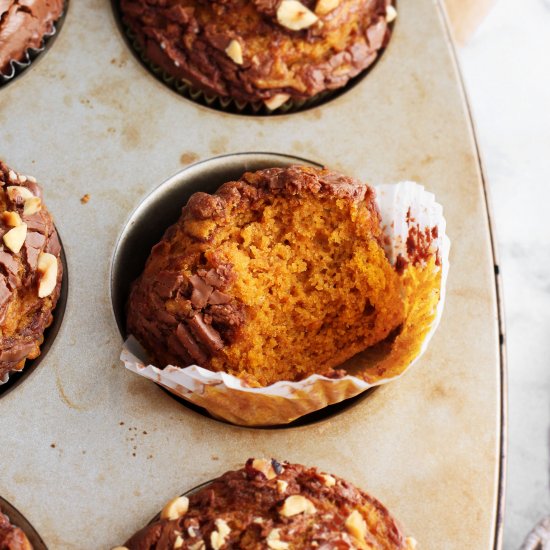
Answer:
[[110, 0, 397, 116], [111, 152, 374, 428], [0, 497, 47, 550], [0, 242, 68, 400], [0, 1, 69, 87]]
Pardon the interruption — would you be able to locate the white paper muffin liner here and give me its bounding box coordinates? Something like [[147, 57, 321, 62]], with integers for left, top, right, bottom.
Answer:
[[121, 181, 450, 426]]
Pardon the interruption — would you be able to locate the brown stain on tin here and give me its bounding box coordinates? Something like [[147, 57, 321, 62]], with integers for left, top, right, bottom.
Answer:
[[55, 372, 86, 411], [122, 124, 141, 150], [209, 136, 229, 155], [180, 152, 199, 165]]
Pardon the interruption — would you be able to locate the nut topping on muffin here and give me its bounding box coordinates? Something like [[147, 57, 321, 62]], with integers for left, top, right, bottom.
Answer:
[[119, 460, 416, 549], [0, 160, 63, 380]]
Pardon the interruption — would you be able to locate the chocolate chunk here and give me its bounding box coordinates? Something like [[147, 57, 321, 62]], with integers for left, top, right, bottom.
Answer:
[[187, 312, 224, 352], [25, 245, 40, 270], [0, 341, 36, 362], [24, 213, 47, 234], [155, 271, 183, 299], [176, 322, 208, 364], [25, 180, 43, 198], [0, 275, 11, 308], [0, 250, 19, 275], [25, 231, 45, 249], [208, 290, 232, 305], [46, 230, 61, 256], [189, 274, 213, 309]]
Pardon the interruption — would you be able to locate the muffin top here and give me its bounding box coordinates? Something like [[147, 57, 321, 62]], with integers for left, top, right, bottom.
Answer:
[[121, 459, 416, 550], [0, 161, 62, 381], [119, 0, 393, 107], [0, 0, 64, 75], [127, 165, 405, 386], [0, 509, 32, 550]]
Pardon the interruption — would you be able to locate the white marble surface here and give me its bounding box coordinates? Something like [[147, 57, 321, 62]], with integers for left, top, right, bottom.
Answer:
[[457, 0, 550, 547]]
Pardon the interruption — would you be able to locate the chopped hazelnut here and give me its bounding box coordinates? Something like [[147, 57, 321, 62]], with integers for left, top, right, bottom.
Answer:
[[277, 0, 318, 31], [277, 480, 288, 494], [210, 518, 231, 549], [264, 93, 291, 111], [225, 39, 244, 65], [37, 252, 58, 298], [279, 495, 317, 517], [23, 197, 42, 216], [188, 543, 206, 550], [315, 0, 339, 15], [173, 534, 184, 549], [8, 170, 17, 183], [3, 223, 27, 254], [251, 458, 281, 480], [7, 185, 34, 202], [160, 496, 189, 521], [2, 211, 22, 227], [267, 529, 289, 549], [320, 474, 336, 487], [386, 5, 397, 22], [345, 510, 368, 545]]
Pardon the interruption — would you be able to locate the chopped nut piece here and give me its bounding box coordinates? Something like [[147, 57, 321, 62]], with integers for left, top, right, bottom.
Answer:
[[345, 510, 368, 545], [173, 534, 184, 549], [188, 526, 198, 537], [277, 0, 318, 31], [80, 193, 90, 204], [320, 474, 336, 487], [252, 517, 264, 524], [277, 480, 288, 494], [23, 197, 42, 216], [188, 542, 205, 550], [405, 537, 418, 549], [2, 211, 22, 227], [279, 495, 317, 517], [37, 252, 58, 298], [7, 185, 34, 202], [386, 5, 397, 22], [210, 518, 231, 549], [225, 39, 243, 65], [8, 170, 17, 182], [267, 529, 289, 549], [160, 496, 189, 521], [251, 458, 280, 480], [315, 0, 340, 15], [264, 93, 291, 111], [3, 223, 27, 253]]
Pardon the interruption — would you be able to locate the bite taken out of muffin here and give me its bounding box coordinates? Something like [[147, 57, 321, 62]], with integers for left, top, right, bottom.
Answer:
[[127, 165, 407, 388], [0, 160, 63, 382], [117, 459, 417, 550]]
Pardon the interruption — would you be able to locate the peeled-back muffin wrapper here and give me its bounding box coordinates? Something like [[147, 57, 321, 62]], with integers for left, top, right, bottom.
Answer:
[[0, 10, 64, 85], [121, 181, 450, 426]]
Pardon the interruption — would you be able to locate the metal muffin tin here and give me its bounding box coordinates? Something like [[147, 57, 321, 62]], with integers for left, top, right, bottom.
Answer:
[[0, 0, 505, 548]]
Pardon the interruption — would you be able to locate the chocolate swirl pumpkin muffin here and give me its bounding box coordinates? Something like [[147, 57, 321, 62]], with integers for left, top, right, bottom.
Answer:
[[0, 161, 62, 381], [0, 509, 32, 550], [119, 0, 395, 110], [0, 0, 64, 77], [118, 459, 416, 549], [127, 165, 405, 387]]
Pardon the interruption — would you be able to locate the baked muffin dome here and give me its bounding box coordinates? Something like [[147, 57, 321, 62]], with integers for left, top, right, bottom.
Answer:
[[120, 459, 416, 549], [0, 161, 63, 381], [127, 166, 405, 387], [0, 0, 64, 76], [0, 509, 32, 550], [119, 0, 393, 109]]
